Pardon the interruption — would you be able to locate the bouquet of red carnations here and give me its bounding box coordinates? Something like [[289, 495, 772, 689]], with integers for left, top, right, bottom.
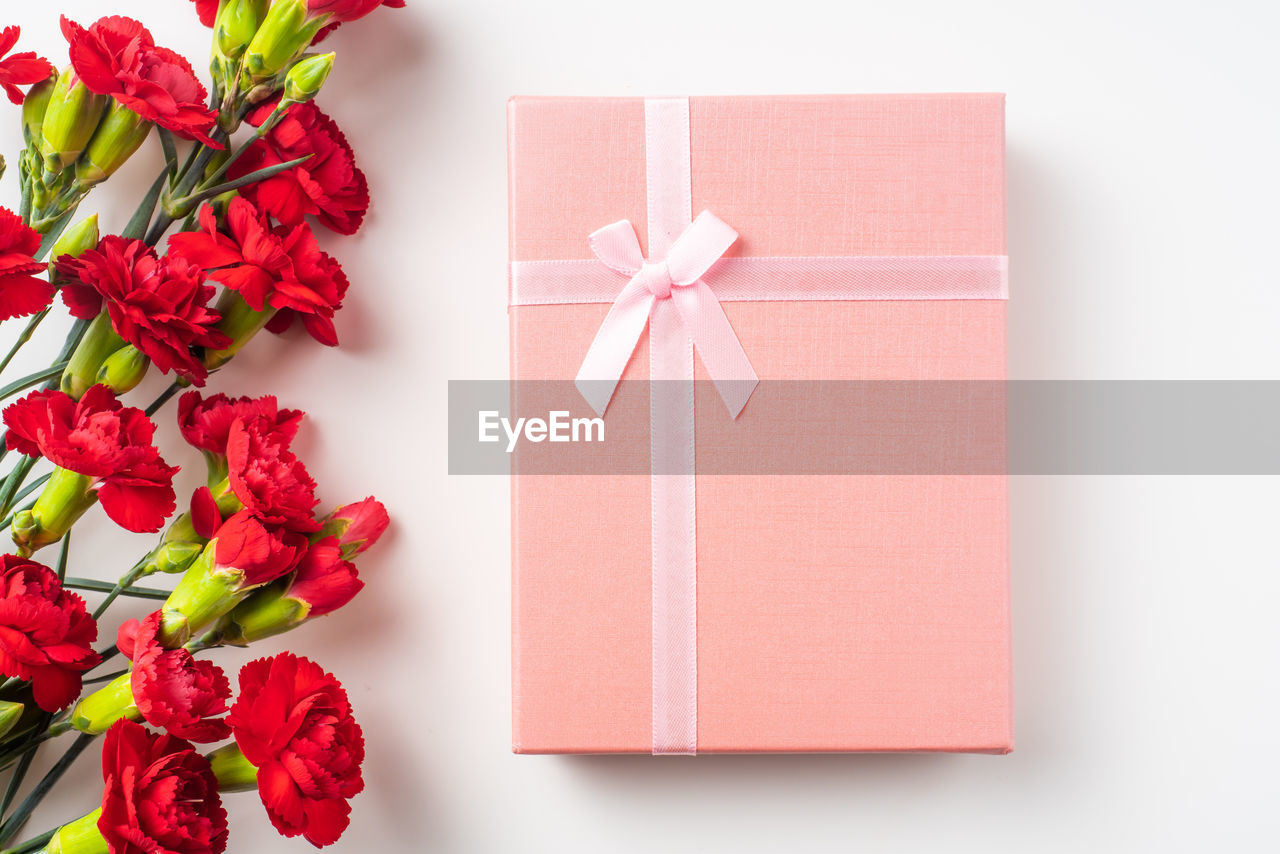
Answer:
[[0, 2, 400, 852]]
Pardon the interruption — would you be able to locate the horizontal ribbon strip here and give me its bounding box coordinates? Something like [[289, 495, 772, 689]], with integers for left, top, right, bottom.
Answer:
[[510, 254, 1009, 306]]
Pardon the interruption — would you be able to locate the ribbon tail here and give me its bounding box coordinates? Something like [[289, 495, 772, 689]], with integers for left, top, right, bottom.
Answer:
[[574, 278, 655, 416], [671, 280, 759, 418]]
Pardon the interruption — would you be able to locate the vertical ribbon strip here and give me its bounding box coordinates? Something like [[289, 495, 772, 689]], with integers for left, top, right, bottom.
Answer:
[[645, 97, 698, 755]]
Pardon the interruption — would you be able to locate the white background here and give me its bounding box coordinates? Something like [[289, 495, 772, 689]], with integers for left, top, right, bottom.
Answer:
[[2, 1, 1278, 852]]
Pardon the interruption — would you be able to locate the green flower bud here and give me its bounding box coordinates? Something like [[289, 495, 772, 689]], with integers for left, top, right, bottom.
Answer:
[[62, 311, 126, 400], [148, 540, 205, 576], [22, 74, 56, 146], [216, 0, 271, 61], [49, 214, 99, 264], [77, 102, 152, 187], [96, 344, 151, 394], [208, 743, 259, 792], [241, 0, 327, 85], [12, 467, 95, 555], [282, 52, 334, 105], [70, 673, 138, 736], [204, 289, 277, 373], [0, 700, 24, 742], [44, 808, 107, 854], [39, 68, 109, 172]]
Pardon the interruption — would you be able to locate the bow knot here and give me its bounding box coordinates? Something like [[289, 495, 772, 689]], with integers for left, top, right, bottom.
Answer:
[[574, 210, 759, 418], [639, 262, 673, 299]]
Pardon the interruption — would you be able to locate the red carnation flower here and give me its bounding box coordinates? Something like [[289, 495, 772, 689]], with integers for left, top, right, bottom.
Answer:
[[177, 390, 302, 457], [264, 222, 349, 346], [190, 0, 219, 27], [228, 654, 364, 848], [227, 416, 319, 532], [169, 199, 293, 312], [213, 510, 308, 587], [0, 207, 53, 321], [56, 236, 231, 385], [3, 385, 178, 532], [286, 537, 363, 617], [118, 611, 232, 742], [61, 16, 220, 145], [99, 720, 229, 854], [0, 26, 54, 105], [233, 101, 369, 235], [169, 199, 349, 346], [309, 0, 405, 24], [0, 555, 100, 712]]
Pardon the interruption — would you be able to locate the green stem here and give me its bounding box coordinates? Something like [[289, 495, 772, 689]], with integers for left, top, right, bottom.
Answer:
[[0, 745, 37, 825], [91, 560, 149, 620], [0, 826, 56, 854], [0, 311, 50, 378], [0, 733, 94, 846], [0, 458, 37, 520], [197, 104, 286, 191], [145, 382, 183, 418], [64, 576, 171, 602], [0, 473, 52, 531], [0, 362, 67, 402], [54, 532, 70, 581]]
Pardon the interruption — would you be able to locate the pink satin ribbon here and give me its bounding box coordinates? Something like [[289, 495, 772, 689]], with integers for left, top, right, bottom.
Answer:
[[507, 96, 1009, 755]]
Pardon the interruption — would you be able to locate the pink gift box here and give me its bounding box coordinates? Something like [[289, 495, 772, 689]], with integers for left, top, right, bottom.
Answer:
[[508, 94, 1011, 754]]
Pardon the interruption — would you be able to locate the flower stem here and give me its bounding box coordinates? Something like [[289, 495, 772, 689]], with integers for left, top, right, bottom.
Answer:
[[91, 559, 150, 620], [54, 532, 70, 581], [0, 311, 50, 379], [0, 733, 95, 846], [0, 826, 56, 854], [0, 458, 37, 520], [145, 382, 183, 418], [0, 362, 68, 402], [64, 576, 171, 602]]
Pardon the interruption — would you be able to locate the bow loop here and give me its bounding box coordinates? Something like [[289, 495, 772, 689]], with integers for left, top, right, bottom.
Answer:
[[666, 211, 739, 286], [588, 220, 645, 275]]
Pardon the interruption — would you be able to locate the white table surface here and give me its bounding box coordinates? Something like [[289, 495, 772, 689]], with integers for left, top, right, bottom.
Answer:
[[1, 1, 1277, 851]]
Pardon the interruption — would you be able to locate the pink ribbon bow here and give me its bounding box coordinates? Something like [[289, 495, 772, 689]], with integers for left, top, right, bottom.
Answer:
[[575, 210, 759, 418]]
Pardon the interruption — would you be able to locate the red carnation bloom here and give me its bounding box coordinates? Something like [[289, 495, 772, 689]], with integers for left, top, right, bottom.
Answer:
[[169, 199, 293, 312], [228, 654, 364, 848], [118, 611, 232, 742], [169, 199, 349, 346], [0, 207, 53, 321], [227, 416, 320, 532], [264, 222, 349, 346], [309, 0, 405, 24], [0, 26, 54, 105], [62, 16, 219, 145], [3, 385, 177, 532], [213, 510, 308, 587], [233, 101, 369, 235], [57, 236, 231, 385], [0, 555, 100, 712], [177, 390, 302, 457], [190, 0, 219, 27], [286, 537, 363, 617], [99, 720, 229, 854]]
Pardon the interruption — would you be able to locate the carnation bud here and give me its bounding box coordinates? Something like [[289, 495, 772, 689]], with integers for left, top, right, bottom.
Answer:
[[241, 0, 327, 85], [70, 673, 138, 736], [215, 0, 271, 61], [39, 67, 109, 171], [21, 74, 56, 146], [43, 808, 107, 854], [77, 102, 153, 187], [49, 214, 99, 265], [62, 312, 127, 400], [0, 701, 24, 741], [282, 52, 334, 105], [96, 344, 151, 395], [208, 743, 260, 792], [147, 541, 205, 576], [12, 468, 95, 556], [317, 497, 390, 559]]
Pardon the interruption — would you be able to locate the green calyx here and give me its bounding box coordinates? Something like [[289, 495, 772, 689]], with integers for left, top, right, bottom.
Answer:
[[39, 68, 109, 172], [61, 311, 125, 399], [96, 344, 151, 395], [12, 467, 95, 556], [77, 102, 153, 187], [208, 743, 260, 792], [70, 673, 138, 736], [204, 289, 278, 373], [282, 52, 334, 105], [241, 0, 328, 85], [45, 809, 108, 854]]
